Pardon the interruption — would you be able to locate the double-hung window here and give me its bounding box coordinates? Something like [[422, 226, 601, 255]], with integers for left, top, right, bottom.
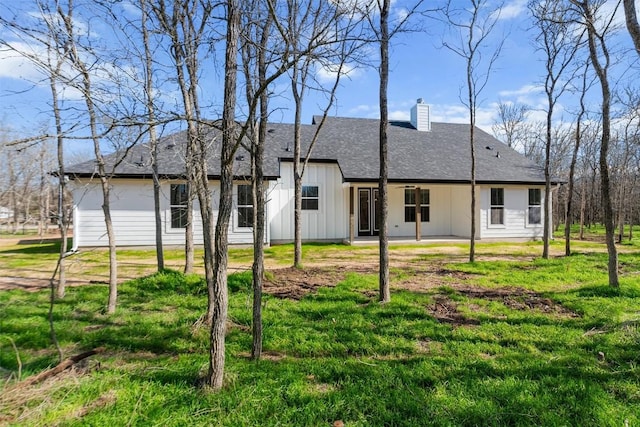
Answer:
[[404, 189, 430, 222], [490, 188, 504, 225], [302, 185, 319, 210], [170, 184, 188, 229], [237, 184, 254, 228], [528, 188, 542, 225]]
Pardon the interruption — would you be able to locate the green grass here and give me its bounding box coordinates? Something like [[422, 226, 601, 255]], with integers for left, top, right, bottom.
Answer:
[[1, 239, 640, 426]]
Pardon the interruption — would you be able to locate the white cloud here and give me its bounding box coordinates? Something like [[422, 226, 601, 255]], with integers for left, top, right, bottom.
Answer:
[[498, 84, 540, 98], [316, 62, 361, 83], [0, 42, 46, 81], [347, 103, 380, 118], [497, 0, 528, 20], [389, 109, 409, 120]]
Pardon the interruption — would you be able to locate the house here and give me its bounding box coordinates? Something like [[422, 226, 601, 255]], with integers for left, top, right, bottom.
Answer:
[[65, 100, 552, 248], [0, 206, 13, 222]]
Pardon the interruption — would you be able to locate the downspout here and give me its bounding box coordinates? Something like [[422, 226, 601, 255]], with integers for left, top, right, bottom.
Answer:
[[548, 183, 560, 241], [64, 177, 79, 256]]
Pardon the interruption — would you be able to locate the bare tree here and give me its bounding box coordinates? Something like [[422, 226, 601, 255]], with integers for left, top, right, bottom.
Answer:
[[530, 0, 582, 259], [141, 0, 165, 271], [569, 0, 619, 288], [376, 0, 392, 302], [443, 0, 504, 263], [151, 0, 206, 276], [0, 0, 80, 298], [206, 0, 239, 390], [492, 101, 531, 150], [239, 0, 271, 360], [57, 0, 124, 311], [565, 62, 593, 255], [287, 0, 363, 268]]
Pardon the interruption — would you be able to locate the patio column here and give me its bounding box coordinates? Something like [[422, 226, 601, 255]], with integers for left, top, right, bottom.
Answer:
[[415, 187, 421, 241], [349, 186, 355, 244]]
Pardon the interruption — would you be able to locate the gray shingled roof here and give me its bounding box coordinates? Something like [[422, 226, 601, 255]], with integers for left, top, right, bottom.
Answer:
[[66, 116, 547, 185]]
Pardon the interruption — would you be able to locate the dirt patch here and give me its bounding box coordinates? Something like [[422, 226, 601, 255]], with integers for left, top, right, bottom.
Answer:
[[395, 266, 476, 293], [263, 266, 373, 300], [454, 285, 579, 317], [428, 295, 480, 326], [425, 285, 579, 327]]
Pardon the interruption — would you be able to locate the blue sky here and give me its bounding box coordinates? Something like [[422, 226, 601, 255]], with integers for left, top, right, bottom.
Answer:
[[0, 0, 638, 156]]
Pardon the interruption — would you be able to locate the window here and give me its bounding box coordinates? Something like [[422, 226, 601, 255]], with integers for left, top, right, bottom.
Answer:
[[490, 188, 504, 225], [528, 188, 541, 225], [170, 184, 188, 229], [404, 189, 430, 222], [302, 185, 319, 210], [237, 184, 253, 228]]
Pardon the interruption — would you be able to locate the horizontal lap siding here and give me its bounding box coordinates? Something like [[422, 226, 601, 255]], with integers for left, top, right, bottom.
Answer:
[[479, 186, 545, 239], [73, 178, 263, 247]]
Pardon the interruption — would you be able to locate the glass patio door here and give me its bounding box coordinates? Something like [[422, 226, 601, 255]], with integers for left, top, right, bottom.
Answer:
[[358, 188, 379, 236]]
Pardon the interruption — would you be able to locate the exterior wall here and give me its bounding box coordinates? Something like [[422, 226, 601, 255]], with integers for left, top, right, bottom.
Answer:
[[380, 184, 472, 239], [387, 185, 455, 237], [71, 175, 547, 247], [478, 185, 546, 239], [353, 183, 543, 240], [450, 186, 472, 238], [71, 178, 267, 247], [268, 162, 348, 242]]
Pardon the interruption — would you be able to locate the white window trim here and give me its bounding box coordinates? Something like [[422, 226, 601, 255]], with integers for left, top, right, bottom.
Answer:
[[526, 188, 542, 228], [488, 188, 506, 228], [301, 184, 320, 212], [166, 182, 188, 234], [233, 183, 254, 233], [301, 182, 322, 214]]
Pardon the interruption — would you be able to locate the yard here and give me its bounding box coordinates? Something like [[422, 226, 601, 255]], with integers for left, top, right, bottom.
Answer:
[[1, 232, 640, 426]]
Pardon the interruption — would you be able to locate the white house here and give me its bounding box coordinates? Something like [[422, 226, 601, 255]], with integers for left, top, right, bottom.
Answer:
[[66, 101, 553, 247]]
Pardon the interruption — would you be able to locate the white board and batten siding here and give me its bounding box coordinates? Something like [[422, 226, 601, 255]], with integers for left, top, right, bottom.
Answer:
[[478, 185, 546, 240], [72, 178, 268, 247], [268, 162, 348, 242]]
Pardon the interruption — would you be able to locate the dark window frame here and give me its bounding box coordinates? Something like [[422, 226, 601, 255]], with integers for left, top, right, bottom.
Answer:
[[237, 184, 254, 228], [301, 185, 319, 211], [404, 188, 430, 223]]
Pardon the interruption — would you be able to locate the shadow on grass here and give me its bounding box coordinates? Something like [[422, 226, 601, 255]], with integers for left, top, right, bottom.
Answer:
[[0, 239, 66, 255]]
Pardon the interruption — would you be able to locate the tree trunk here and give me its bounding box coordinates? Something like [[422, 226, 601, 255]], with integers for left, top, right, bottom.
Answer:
[[251, 20, 270, 360], [624, 0, 640, 56], [59, 1, 119, 310], [579, 178, 586, 240], [184, 185, 195, 274], [103, 181, 118, 313], [469, 123, 476, 263], [252, 118, 266, 360], [578, 0, 618, 287], [566, 69, 587, 255], [542, 93, 553, 259], [378, 0, 390, 303], [293, 63, 303, 268], [50, 68, 67, 299], [141, 0, 164, 272], [207, 0, 239, 389]]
